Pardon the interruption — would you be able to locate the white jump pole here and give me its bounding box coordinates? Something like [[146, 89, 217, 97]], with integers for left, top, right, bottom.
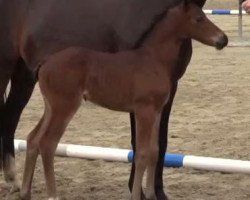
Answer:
[[14, 139, 130, 163], [14, 139, 250, 174]]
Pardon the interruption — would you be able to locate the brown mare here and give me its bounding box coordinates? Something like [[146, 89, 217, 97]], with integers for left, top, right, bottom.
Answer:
[[20, 1, 228, 200], [0, 1, 208, 199]]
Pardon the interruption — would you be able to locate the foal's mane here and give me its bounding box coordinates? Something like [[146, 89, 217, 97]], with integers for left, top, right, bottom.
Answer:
[[133, 0, 185, 49]]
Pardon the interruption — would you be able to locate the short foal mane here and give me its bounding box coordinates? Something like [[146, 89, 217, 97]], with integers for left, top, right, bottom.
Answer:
[[133, 0, 184, 49]]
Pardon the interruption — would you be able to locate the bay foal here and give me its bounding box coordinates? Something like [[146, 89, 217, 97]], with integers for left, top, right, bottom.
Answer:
[[21, 1, 228, 199], [0, 0, 207, 197]]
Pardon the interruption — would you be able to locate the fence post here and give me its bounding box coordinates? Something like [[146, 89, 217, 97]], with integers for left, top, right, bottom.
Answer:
[[239, 0, 243, 39]]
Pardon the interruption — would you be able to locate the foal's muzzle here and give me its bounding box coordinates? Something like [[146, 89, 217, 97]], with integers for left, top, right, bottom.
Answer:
[[215, 34, 228, 50]]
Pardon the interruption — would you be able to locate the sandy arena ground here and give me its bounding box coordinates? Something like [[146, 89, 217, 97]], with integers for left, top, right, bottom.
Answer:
[[1, 0, 250, 199]]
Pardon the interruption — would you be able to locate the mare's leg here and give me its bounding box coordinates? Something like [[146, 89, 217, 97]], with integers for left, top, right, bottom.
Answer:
[[0, 58, 17, 189], [154, 83, 178, 200], [131, 105, 158, 200], [0, 62, 12, 165], [128, 113, 136, 187], [2, 59, 36, 191], [20, 116, 45, 200]]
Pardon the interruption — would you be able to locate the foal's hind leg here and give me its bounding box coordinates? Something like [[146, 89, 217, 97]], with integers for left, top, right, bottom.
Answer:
[[131, 105, 159, 200], [39, 99, 81, 199], [20, 115, 45, 200]]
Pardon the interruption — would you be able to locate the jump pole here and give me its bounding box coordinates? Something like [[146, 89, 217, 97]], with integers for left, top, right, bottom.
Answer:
[[203, 9, 247, 15], [204, 6, 250, 47], [15, 139, 250, 174]]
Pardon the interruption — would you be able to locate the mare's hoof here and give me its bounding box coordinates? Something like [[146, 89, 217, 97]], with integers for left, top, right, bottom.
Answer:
[[156, 190, 169, 200]]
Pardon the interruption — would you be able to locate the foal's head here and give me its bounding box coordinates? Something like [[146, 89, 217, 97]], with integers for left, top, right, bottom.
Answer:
[[169, 0, 228, 49]]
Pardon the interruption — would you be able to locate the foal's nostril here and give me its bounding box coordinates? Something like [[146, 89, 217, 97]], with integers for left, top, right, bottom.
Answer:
[[215, 34, 228, 50]]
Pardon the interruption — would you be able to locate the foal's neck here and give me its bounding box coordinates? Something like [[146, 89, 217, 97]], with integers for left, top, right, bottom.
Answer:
[[140, 13, 185, 65]]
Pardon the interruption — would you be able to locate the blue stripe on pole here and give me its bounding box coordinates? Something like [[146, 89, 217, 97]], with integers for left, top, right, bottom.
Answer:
[[128, 150, 134, 162], [127, 151, 184, 168], [165, 154, 184, 168], [211, 9, 232, 15]]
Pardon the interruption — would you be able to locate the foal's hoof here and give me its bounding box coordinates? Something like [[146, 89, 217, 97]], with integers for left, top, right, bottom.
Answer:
[[2, 189, 20, 200], [156, 190, 169, 200], [145, 191, 157, 200], [129, 192, 146, 200], [19, 191, 31, 200], [146, 196, 157, 200], [9, 181, 21, 194]]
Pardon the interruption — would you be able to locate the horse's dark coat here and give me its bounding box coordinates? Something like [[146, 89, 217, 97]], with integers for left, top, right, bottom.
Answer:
[[0, 0, 206, 199]]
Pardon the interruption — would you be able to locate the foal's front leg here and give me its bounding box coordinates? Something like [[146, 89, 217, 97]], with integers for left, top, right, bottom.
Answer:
[[131, 105, 159, 200], [146, 113, 161, 200], [154, 83, 178, 200], [129, 84, 178, 200]]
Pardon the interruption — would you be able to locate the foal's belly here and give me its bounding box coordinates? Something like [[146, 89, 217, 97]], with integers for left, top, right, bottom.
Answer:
[[82, 64, 170, 112], [83, 70, 135, 112], [83, 88, 134, 112], [84, 84, 170, 113]]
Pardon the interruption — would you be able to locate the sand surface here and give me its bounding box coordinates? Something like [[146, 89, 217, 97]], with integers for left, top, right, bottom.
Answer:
[[1, 0, 250, 199]]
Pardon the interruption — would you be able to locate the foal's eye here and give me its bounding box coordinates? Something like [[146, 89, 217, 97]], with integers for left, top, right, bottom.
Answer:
[[195, 16, 204, 23]]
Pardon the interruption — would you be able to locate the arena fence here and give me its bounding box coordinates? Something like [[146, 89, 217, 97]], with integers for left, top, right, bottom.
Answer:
[[15, 139, 250, 174]]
